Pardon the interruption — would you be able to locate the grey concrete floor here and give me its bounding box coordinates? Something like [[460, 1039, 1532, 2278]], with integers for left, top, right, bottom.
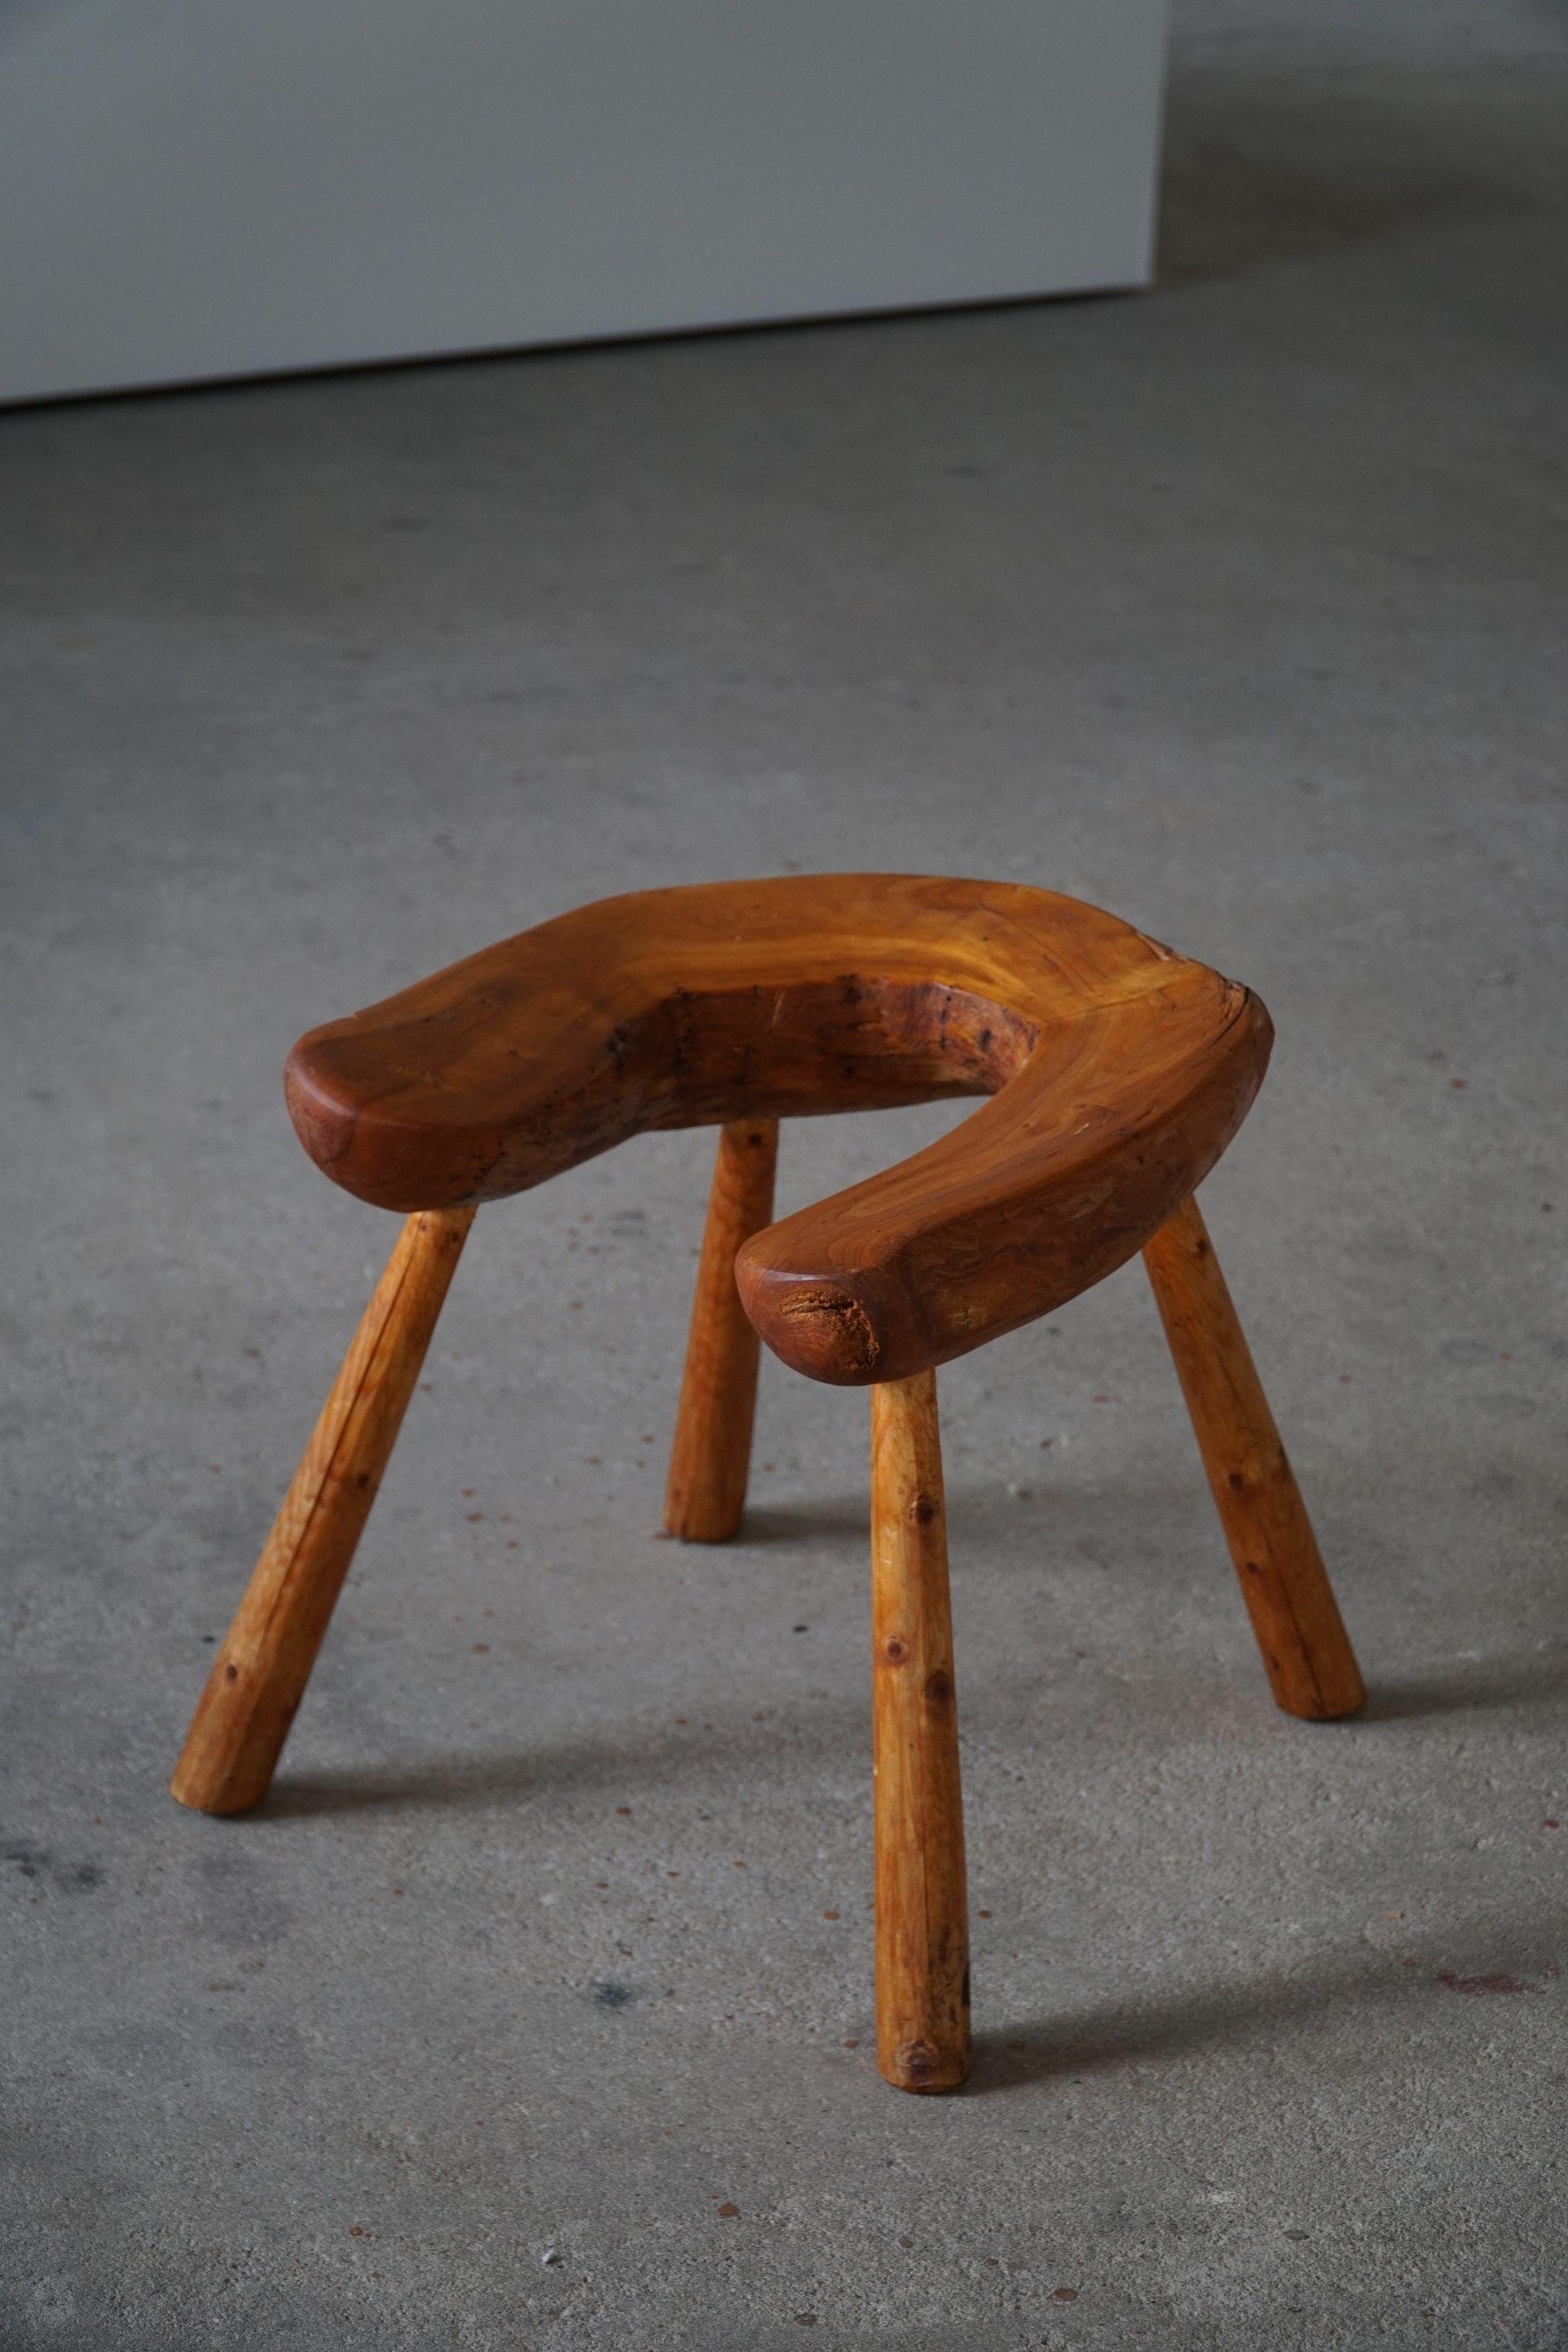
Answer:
[[4, 3, 1567, 2345]]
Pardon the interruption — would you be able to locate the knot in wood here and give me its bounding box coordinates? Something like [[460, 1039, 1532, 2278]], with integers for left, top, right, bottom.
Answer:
[[895, 2039, 945, 2087], [882, 1635, 909, 1665]]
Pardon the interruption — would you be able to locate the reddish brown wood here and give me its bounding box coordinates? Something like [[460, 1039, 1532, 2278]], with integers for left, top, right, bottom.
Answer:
[[1143, 1195, 1364, 1721], [283, 876, 1271, 1384], [169, 1206, 475, 1815], [870, 1370, 970, 2092], [665, 1117, 779, 1541]]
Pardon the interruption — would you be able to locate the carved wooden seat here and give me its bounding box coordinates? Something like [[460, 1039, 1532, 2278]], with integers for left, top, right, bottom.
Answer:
[[172, 875, 1364, 2092]]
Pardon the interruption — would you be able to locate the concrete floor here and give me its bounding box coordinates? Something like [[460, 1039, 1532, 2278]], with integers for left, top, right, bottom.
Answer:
[[4, 2, 1566, 2344]]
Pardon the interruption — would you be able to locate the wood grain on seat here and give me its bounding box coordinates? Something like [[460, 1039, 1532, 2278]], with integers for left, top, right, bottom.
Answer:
[[284, 874, 1271, 1383]]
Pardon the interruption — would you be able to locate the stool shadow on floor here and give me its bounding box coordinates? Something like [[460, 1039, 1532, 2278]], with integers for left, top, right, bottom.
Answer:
[[969, 1919, 1566, 2095], [724, 1496, 874, 1547], [733, 1483, 1187, 1550], [246, 1645, 1567, 1824], [1355, 1648, 1568, 1726], [742, 1472, 1317, 1555], [248, 1696, 873, 1821]]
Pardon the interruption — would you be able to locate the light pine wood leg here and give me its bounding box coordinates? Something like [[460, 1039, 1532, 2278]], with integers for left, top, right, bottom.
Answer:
[[664, 1117, 779, 1542], [170, 1205, 476, 1815], [870, 1370, 971, 2092], [1142, 1195, 1365, 1721]]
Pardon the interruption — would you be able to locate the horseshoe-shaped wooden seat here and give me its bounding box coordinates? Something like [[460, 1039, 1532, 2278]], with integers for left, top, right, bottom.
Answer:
[[283, 875, 1270, 1387], [172, 874, 1364, 2094]]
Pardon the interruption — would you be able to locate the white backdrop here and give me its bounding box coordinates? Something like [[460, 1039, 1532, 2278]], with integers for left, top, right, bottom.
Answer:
[[0, 0, 1168, 405]]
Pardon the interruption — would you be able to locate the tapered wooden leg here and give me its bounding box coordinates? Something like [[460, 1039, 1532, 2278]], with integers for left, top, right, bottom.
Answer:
[[870, 1370, 970, 2092], [664, 1117, 779, 1542], [1142, 1195, 1364, 1721], [170, 1205, 476, 1815]]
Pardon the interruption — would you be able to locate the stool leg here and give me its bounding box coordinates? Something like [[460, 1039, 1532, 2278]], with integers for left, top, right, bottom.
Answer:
[[870, 1370, 971, 2092], [664, 1117, 779, 1542], [1142, 1194, 1364, 1721], [170, 1205, 476, 1815]]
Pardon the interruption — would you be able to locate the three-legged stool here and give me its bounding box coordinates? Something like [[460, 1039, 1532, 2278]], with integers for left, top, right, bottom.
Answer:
[[172, 875, 1364, 2092]]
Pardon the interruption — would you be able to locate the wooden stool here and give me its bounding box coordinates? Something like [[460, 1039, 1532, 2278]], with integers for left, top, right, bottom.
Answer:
[[172, 875, 1364, 2092]]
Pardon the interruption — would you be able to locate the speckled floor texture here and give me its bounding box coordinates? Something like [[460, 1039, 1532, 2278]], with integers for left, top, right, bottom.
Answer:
[[4, 2, 1566, 2344]]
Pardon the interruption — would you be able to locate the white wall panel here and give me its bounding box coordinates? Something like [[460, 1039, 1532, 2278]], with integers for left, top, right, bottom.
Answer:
[[0, 0, 1168, 403]]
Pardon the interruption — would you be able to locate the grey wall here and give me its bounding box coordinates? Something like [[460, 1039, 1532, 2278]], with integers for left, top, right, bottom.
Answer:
[[0, 0, 1167, 403]]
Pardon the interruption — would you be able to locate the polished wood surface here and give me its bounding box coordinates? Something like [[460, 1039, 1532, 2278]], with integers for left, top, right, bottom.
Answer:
[[1143, 1197, 1365, 1721], [664, 1117, 779, 1541], [870, 1370, 970, 2092], [286, 876, 1271, 1384], [170, 1206, 475, 1815]]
